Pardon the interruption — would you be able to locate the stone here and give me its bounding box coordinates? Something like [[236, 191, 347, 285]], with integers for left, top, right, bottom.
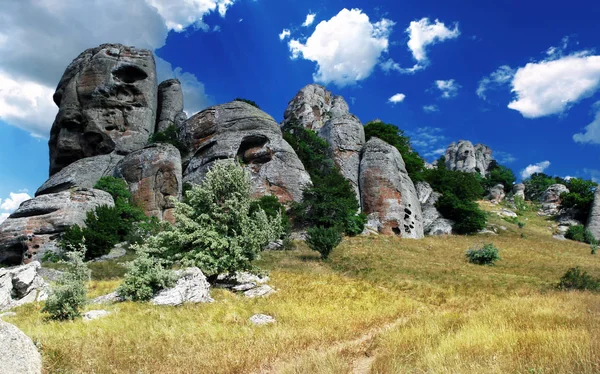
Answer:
[[36, 153, 124, 196], [249, 314, 276, 325], [244, 284, 275, 298], [359, 137, 424, 238], [232, 283, 257, 292], [214, 272, 269, 289], [0, 262, 48, 311], [114, 143, 182, 222], [83, 310, 111, 321], [150, 267, 213, 306], [416, 182, 434, 205], [425, 218, 454, 236], [486, 184, 506, 203], [264, 240, 283, 251], [0, 188, 114, 265], [282, 84, 349, 131], [513, 183, 526, 200], [0, 320, 42, 374], [89, 291, 122, 305], [444, 140, 493, 177], [91, 243, 127, 262], [539, 184, 569, 216], [416, 183, 454, 236], [181, 101, 311, 203], [49, 43, 157, 175], [496, 208, 518, 218], [37, 268, 65, 283], [156, 79, 186, 133], [587, 188, 600, 241]]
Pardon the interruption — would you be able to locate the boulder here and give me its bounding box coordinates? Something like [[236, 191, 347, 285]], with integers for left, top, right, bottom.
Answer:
[[359, 138, 424, 238], [114, 143, 182, 222], [486, 184, 506, 203], [425, 218, 454, 236], [83, 310, 111, 321], [89, 291, 122, 305], [0, 320, 42, 374], [418, 186, 453, 236], [0, 188, 114, 265], [244, 284, 275, 298], [587, 188, 600, 241], [150, 267, 213, 306], [156, 79, 186, 133], [513, 183, 526, 200], [539, 184, 569, 216], [249, 314, 276, 325], [36, 153, 124, 196], [49, 43, 157, 175], [0, 262, 48, 311], [180, 101, 311, 203], [416, 182, 433, 205], [444, 140, 493, 177]]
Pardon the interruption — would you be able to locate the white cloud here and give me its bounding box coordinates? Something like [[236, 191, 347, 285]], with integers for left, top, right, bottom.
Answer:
[[435, 79, 460, 99], [0, 192, 32, 212], [521, 161, 551, 179], [406, 18, 459, 68], [279, 28, 291, 41], [288, 8, 394, 87], [408, 127, 447, 160], [573, 101, 600, 144], [425, 148, 446, 157], [388, 93, 406, 104], [302, 13, 316, 27], [494, 151, 516, 164], [146, 0, 236, 31], [477, 65, 515, 100], [423, 104, 439, 113]]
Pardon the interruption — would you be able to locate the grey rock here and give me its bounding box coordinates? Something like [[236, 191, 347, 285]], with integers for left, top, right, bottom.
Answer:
[[486, 184, 506, 203], [181, 101, 311, 203], [89, 291, 122, 305], [496, 208, 518, 218], [478, 229, 498, 235], [359, 138, 424, 238], [0, 262, 48, 311], [553, 234, 567, 241], [513, 183, 526, 200], [425, 218, 454, 236], [249, 314, 276, 325], [215, 272, 269, 289], [264, 240, 284, 251], [417, 185, 453, 235], [444, 140, 494, 177], [83, 310, 111, 321], [587, 188, 600, 241], [0, 188, 114, 265], [0, 320, 42, 374], [282, 84, 348, 131], [232, 283, 257, 292], [36, 153, 124, 196], [114, 143, 182, 223], [150, 267, 213, 306], [37, 267, 64, 283], [539, 184, 569, 216], [244, 284, 275, 298], [49, 43, 157, 175], [91, 243, 127, 262], [156, 79, 186, 132], [416, 182, 434, 205]]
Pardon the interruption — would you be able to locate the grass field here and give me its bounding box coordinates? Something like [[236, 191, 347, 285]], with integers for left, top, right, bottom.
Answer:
[[5, 202, 600, 373]]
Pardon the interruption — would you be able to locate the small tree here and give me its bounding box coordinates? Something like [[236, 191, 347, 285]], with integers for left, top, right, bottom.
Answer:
[[465, 243, 500, 265], [117, 245, 176, 301], [306, 226, 343, 259]]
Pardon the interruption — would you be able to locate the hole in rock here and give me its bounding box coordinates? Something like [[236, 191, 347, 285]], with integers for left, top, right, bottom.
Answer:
[[237, 135, 272, 164], [112, 65, 148, 83], [392, 227, 401, 235]]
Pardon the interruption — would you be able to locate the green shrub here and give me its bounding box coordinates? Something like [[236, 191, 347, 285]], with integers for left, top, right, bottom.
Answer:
[[436, 194, 486, 235], [250, 195, 290, 237], [344, 213, 368, 236], [42, 244, 91, 320], [148, 125, 187, 156], [523, 173, 561, 201], [560, 178, 597, 222], [517, 221, 526, 229], [117, 246, 176, 301], [513, 195, 531, 215], [465, 243, 500, 265], [485, 162, 516, 193], [234, 98, 260, 109], [306, 226, 343, 259], [558, 267, 600, 291], [565, 225, 596, 244]]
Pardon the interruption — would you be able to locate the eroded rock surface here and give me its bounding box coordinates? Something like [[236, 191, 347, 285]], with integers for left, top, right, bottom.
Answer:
[[587, 188, 600, 241], [156, 79, 186, 132], [0, 320, 42, 374], [513, 183, 525, 200], [359, 138, 424, 238], [0, 262, 48, 311], [150, 267, 213, 306], [282, 84, 349, 131], [539, 184, 569, 216], [486, 184, 506, 203], [445, 140, 493, 178], [417, 182, 453, 236]]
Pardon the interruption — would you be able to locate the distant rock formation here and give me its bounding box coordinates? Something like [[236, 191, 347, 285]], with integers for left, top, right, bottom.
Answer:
[[156, 79, 186, 133], [415, 182, 453, 236], [513, 183, 525, 200], [539, 184, 569, 216], [444, 140, 493, 178], [586, 188, 600, 240], [486, 184, 506, 204], [359, 138, 424, 238], [282, 84, 350, 131]]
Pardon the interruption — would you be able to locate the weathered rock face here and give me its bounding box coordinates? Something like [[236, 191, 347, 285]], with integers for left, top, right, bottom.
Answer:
[[0, 188, 114, 265], [539, 184, 569, 216], [0, 320, 42, 374], [445, 140, 493, 177], [0, 262, 48, 311], [150, 267, 213, 306], [156, 79, 186, 133], [416, 182, 453, 236], [587, 188, 600, 240], [359, 138, 424, 238], [282, 84, 364, 203], [486, 184, 506, 203], [513, 183, 525, 200], [49, 43, 157, 175], [181, 101, 311, 203], [36, 153, 124, 196], [114, 143, 182, 223]]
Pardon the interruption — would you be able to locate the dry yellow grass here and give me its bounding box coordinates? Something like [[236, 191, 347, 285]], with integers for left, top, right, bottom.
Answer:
[[5, 202, 600, 373]]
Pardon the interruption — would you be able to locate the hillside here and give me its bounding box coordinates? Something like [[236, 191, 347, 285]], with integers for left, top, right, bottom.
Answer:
[[4, 201, 600, 373]]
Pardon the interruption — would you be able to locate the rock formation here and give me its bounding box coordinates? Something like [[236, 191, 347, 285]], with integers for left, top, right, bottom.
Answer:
[[180, 100, 311, 203], [156, 79, 186, 133], [359, 138, 424, 238], [486, 184, 506, 203], [0, 319, 42, 374], [49, 43, 157, 175], [150, 267, 213, 306], [513, 183, 525, 200], [586, 188, 600, 240], [444, 140, 493, 177], [416, 182, 453, 236], [0, 262, 48, 311], [0, 189, 114, 264], [539, 184, 569, 216], [114, 143, 182, 223], [282, 84, 350, 131]]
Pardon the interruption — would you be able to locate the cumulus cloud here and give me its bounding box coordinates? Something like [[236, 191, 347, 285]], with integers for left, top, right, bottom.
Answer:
[[494, 151, 517, 164], [423, 104, 439, 113], [388, 93, 406, 104], [435, 79, 460, 99], [573, 101, 600, 144], [279, 29, 291, 40], [0, 0, 231, 137], [0, 192, 32, 212], [521, 161, 551, 179], [302, 13, 316, 27], [476, 65, 515, 100], [288, 8, 394, 87], [408, 127, 447, 160], [406, 18, 459, 68]]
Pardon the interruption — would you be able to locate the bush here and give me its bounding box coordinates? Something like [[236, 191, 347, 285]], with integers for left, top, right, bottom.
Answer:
[[148, 125, 187, 156], [484, 162, 516, 193], [523, 173, 560, 201], [234, 98, 260, 109], [436, 194, 487, 235], [42, 244, 91, 320], [465, 243, 500, 265], [250, 195, 290, 238], [306, 226, 343, 259], [117, 245, 176, 301], [558, 267, 600, 291], [561, 178, 597, 222], [565, 225, 596, 244]]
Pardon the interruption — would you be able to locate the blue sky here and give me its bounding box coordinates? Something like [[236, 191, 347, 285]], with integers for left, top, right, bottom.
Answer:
[[1, 0, 600, 220]]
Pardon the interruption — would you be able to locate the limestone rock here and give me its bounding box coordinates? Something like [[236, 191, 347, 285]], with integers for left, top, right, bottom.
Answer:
[[0, 320, 42, 374], [244, 284, 275, 298], [150, 267, 213, 306], [49, 43, 157, 175], [282, 84, 349, 131], [513, 183, 526, 200], [539, 184, 569, 216], [89, 291, 122, 305], [114, 143, 182, 222], [416, 182, 434, 205], [426, 218, 454, 236], [0, 188, 114, 265], [36, 153, 124, 196], [417, 185, 453, 236], [359, 137, 424, 238], [486, 184, 506, 203], [249, 314, 276, 325], [156, 79, 186, 133], [445, 140, 493, 177], [83, 310, 111, 321], [0, 262, 48, 311], [181, 101, 311, 203], [496, 208, 518, 218], [587, 188, 600, 241], [90, 243, 127, 262]]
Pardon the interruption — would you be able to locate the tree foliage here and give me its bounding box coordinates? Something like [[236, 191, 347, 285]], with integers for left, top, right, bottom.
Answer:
[[234, 98, 260, 109], [485, 161, 516, 192], [523, 173, 561, 201], [306, 226, 343, 259], [561, 178, 597, 221]]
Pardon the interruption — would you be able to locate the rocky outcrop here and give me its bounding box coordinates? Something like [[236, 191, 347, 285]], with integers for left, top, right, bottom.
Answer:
[[181, 101, 311, 203], [156, 79, 186, 133], [486, 184, 506, 203], [0, 189, 114, 265], [513, 183, 525, 200], [359, 138, 424, 238], [0, 320, 42, 374], [282, 84, 349, 131], [150, 267, 213, 306], [539, 184, 569, 216], [444, 140, 493, 178], [36, 153, 124, 196], [416, 182, 453, 236], [49, 43, 157, 175], [586, 188, 600, 240], [114, 143, 182, 223], [0, 262, 48, 311]]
